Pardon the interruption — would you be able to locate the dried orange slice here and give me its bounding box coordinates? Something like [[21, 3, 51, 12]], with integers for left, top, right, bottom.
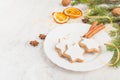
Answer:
[[63, 7, 82, 18], [52, 12, 70, 24]]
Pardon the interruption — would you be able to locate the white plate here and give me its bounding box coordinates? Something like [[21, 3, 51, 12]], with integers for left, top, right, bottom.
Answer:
[[44, 23, 113, 71]]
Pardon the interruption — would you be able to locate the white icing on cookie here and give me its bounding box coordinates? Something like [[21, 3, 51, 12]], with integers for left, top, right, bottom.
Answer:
[[55, 34, 76, 54], [65, 43, 84, 61], [80, 38, 100, 53]]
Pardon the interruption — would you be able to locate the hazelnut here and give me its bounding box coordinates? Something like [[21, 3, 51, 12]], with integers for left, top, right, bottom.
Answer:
[[62, 0, 71, 6], [112, 8, 120, 16]]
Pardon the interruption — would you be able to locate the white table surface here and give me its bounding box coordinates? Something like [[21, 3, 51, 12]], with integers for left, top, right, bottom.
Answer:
[[0, 0, 120, 80]]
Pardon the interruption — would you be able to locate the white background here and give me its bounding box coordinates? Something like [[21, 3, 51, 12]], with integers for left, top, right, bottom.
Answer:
[[0, 0, 119, 80]]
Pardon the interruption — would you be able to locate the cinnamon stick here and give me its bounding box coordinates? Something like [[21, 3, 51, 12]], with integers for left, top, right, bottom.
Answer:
[[83, 23, 104, 38], [89, 20, 98, 31], [87, 25, 105, 38], [83, 21, 98, 37]]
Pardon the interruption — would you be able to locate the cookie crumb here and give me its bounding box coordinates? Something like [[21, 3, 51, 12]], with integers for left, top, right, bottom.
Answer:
[[39, 34, 46, 40], [30, 40, 39, 47]]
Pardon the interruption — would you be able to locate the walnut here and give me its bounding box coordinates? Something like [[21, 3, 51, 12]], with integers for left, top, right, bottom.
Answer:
[[62, 0, 71, 6], [112, 8, 120, 16], [39, 34, 46, 40], [30, 40, 39, 47]]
